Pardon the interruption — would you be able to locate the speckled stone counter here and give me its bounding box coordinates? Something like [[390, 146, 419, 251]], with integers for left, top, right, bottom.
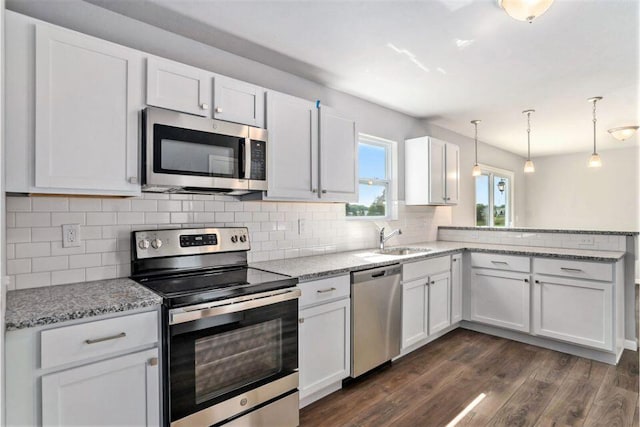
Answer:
[[5, 278, 162, 331], [250, 241, 625, 282], [439, 226, 638, 236]]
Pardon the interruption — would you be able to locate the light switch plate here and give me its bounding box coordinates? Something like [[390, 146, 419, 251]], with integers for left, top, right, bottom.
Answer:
[[62, 224, 81, 248]]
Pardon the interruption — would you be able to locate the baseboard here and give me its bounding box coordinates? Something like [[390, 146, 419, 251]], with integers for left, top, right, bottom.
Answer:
[[299, 381, 342, 409], [624, 339, 638, 351]]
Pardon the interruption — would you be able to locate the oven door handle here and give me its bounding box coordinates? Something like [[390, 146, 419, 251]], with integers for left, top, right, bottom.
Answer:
[[169, 288, 301, 325]]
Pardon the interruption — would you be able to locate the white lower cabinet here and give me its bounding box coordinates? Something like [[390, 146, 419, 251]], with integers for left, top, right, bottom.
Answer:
[[401, 277, 429, 348], [298, 275, 350, 407], [41, 348, 159, 426], [428, 271, 451, 335], [451, 254, 462, 323], [470, 268, 530, 333]]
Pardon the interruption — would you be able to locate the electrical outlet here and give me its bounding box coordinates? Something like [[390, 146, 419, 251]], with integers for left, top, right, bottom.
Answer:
[[62, 224, 81, 248], [298, 219, 307, 235]]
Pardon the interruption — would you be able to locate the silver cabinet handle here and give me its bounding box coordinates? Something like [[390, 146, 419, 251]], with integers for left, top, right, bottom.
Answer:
[[560, 267, 583, 272], [316, 287, 337, 294], [491, 260, 509, 265], [430, 281, 435, 285], [299, 318, 304, 324], [215, 106, 223, 113], [312, 189, 318, 193], [85, 332, 126, 345], [128, 176, 138, 184], [200, 103, 209, 110], [535, 280, 541, 284], [148, 357, 158, 366], [524, 278, 529, 283], [321, 189, 327, 194]]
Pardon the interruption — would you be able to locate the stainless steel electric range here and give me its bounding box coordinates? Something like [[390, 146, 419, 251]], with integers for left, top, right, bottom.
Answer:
[[131, 227, 300, 427]]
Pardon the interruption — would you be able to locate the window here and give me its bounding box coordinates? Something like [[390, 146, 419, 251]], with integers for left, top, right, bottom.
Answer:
[[346, 135, 397, 219], [475, 165, 514, 227]]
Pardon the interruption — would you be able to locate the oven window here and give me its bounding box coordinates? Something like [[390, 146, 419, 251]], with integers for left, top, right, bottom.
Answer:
[[194, 319, 282, 404], [154, 124, 243, 178]]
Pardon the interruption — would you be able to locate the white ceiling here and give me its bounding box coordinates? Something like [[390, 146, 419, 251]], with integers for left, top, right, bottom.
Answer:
[[103, 0, 639, 157]]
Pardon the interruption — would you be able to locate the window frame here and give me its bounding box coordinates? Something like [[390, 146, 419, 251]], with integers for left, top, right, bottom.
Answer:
[[474, 164, 515, 227], [346, 134, 398, 220]]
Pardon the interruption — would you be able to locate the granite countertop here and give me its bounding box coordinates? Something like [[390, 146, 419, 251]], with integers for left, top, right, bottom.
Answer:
[[439, 226, 639, 236], [250, 241, 625, 282], [5, 278, 162, 331]]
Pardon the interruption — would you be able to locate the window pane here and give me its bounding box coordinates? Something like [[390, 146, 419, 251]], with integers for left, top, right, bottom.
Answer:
[[346, 184, 386, 217], [493, 176, 509, 227], [475, 174, 490, 226], [358, 143, 387, 180]]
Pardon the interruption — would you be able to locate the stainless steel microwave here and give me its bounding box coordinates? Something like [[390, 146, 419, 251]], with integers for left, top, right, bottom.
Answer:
[[142, 107, 267, 195]]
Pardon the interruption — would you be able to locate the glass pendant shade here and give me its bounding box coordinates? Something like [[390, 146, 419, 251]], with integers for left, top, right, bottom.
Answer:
[[523, 160, 535, 173], [472, 164, 482, 177], [588, 153, 602, 168], [608, 126, 638, 141], [499, 0, 554, 22]]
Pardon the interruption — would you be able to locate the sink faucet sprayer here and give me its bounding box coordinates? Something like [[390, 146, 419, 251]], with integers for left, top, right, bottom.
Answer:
[[379, 227, 402, 251]]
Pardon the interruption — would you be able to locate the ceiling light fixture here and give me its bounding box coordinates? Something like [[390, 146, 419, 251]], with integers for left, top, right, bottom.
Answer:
[[587, 97, 603, 168], [471, 120, 482, 177], [523, 109, 535, 173], [498, 0, 554, 23], [607, 126, 639, 141]]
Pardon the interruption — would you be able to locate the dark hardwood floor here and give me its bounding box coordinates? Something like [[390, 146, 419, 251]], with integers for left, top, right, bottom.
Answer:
[[300, 329, 639, 426]]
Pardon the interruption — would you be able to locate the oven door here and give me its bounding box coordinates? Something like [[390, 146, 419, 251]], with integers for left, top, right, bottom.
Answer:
[[168, 288, 300, 426], [144, 107, 251, 191]]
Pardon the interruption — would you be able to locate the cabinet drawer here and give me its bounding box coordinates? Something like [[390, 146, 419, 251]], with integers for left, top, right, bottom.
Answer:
[[403, 256, 450, 282], [470, 253, 530, 273], [534, 258, 613, 282], [41, 311, 158, 369], [299, 275, 350, 308]]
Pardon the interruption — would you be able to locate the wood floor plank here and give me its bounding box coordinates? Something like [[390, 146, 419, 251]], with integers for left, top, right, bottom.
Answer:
[[486, 378, 560, 427], [583, 384, 637, 427], [534, 377, 603, 427], [529, 349, 577, 384]]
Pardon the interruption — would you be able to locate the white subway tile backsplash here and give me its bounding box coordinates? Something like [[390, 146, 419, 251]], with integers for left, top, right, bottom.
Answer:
[[16, 213, 51, 227], [69, 253, 102, 269], [7, 228, 31, 244], [32, 256, 69, 272], [85, 239, 117, 254], [171, 212, 192, 223], [32, 197, 69, 212], [52, 269, 86, 286], [86, 266, 117, 281], [131, 199, 157, 212], [215, 212, 234, 223], [8, 259, 31, 275], [144, 212, 171, 224], [158, 200, 182, 212], [7, 244, 15, 260], [102, 199, 132, 212], [87, 212, 117, 226], [117, 212, 145, 225], [51, 212, 85, 226], [31, 227, 62, 242], [16, 272, 51, 289], [16, 242, 50, 258], [70, 198, 102, 212], [51, 241, 86, 256], [7, 197, 32, 212]]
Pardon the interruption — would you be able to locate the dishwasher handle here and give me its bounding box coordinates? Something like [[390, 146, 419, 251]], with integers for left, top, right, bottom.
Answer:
[[352, 265, 402, 283]]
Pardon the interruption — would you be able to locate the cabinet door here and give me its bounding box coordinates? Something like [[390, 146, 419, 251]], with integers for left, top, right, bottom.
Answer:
[[445, 143, 459, 205], [532, 275, 613, 350], [470, 269, 530, 333], [35, 25, 141, 195], [41, 348, 160, 426], [428, 138, 446, 204], [299, 299, 350, 399], [319, 106, 358, 202], [146, 57, 211, 116], [213, 75, 265, 127], [265, 91, 318, 200], [451, 254, 463, 323], [402, 279, 429, 349], [428, 271, 451, 335]]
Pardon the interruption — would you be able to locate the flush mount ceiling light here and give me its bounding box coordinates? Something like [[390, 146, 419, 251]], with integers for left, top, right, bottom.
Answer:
[[588, 97, 603, 168], [523, 109, 536, 173], [471, 120, 482, 177], [607, 126, 639, 141], [498, 0, 554, 23]]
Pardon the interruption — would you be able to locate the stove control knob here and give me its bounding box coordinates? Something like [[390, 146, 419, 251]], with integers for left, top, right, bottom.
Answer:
[[231, 235, 238, 243], [151, 239, 163, 249], [239, 235, 247, 243], [138, 239, 150, 250]]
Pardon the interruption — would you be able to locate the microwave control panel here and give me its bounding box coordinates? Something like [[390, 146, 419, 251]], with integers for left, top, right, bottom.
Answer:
[[250, 141, 266, 180]]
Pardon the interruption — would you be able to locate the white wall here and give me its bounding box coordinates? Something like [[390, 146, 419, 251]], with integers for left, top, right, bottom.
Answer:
[[422, 121, 527, 227], [524, 146, 639, 231], [1, 0, 6, 422]]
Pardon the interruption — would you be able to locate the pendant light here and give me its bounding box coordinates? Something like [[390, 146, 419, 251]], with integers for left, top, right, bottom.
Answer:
[[499, 0, 554, 23], [587, 97, 603, 168], [608, 125, 638, 141], [523, 109, 535, 173], [471, 120, 482, 177]]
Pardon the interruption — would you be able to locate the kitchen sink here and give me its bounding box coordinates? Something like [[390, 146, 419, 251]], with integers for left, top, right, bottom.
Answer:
[[378, 247, 432, 256]]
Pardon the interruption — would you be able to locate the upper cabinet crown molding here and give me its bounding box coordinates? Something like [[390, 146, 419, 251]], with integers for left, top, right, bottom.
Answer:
[[405, 136, 459, 206]]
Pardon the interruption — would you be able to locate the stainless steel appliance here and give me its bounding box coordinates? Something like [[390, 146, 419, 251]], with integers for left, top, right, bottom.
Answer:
[[131, 227, 299, 426], [142, 107, 267, 195], [350, 265, 402, 377]]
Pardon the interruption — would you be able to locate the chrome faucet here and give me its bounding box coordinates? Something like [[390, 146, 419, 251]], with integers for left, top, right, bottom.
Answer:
[[379, 227, 402, 251]]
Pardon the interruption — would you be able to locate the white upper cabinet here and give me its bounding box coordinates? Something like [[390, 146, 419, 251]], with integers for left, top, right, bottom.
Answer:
[[146, 57, 211, 116], [213, 75, 265, 127], [319, 105, 358, 202], [405, 136, 460, 205], [34, 24, 143, 195], [265, 91, 318, 200]]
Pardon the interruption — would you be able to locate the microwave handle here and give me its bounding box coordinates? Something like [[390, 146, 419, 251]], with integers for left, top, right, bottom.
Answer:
[[242, 138, 251, 180]]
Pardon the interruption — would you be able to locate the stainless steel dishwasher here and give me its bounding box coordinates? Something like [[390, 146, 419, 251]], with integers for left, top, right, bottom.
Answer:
[[351, 264, 402, 378]]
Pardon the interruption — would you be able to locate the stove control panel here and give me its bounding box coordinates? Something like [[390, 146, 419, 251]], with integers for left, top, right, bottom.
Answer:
[[133, 227, 250, 259]]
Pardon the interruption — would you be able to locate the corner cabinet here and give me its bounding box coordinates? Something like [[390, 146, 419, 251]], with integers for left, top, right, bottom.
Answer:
[[264, 91, 357, 203], [405, 136, 459, 205], [7, 12, 143, 196]]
